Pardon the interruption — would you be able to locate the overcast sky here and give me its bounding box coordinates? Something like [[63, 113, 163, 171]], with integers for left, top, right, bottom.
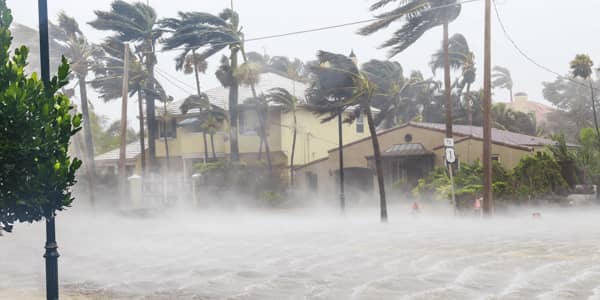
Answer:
[[7, 0, 600, 126]]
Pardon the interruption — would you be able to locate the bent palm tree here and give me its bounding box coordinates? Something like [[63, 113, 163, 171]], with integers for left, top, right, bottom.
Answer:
[[571, 54, 600, 148], [492, 66, 514, 102], [161, 9, 246, 161], [359, 0, 461, 137], [51, 12, 102, 206], [430, 33, 476, 125], [307, 51, 388, 222], [266, 88, 300, 186], [90, 0, 163, 170], [180, 93, 227, 161]]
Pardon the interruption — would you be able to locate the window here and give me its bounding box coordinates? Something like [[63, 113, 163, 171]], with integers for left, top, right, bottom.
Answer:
[[306, 172, 318, 192], [492, 154, 500, 162], [239, 109, 259, 135], [356, 113, 364, 133], [404, 134, 413, 143], [159, 118, 177, 138]]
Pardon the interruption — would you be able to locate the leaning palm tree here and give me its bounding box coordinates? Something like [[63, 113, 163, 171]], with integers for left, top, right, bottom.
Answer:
[[89, 0, 163, 170], [492, 65, 514, 102], [359, 0, 461, 138], [266, 88, 300, 186], [430, 33, 476, 125], [51, 12, 102, 206], [307, 51, 388, 222], [571, 54, 600, 147], [91, 36, 149, 173], [160, 9, 247, 161]]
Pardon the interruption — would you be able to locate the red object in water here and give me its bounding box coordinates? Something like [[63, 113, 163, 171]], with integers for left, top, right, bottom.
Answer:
[[412, 202, 420, 211], [474, 198, 482, 209]]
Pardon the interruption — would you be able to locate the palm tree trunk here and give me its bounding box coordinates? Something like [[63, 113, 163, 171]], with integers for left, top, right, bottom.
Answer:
[[466, 83, 472, 126], [589, 79, 600, 148], [241, 47, 272, 170], [78, 74, 96, 207], [258, 135, 263, 160], [210, 133, 217, 160], [290, 111, 297, 187], [162, 101, 170, 171], [443, 21, 453, 138], [510, 88, 514, 103], [202, 131, 209, 163], [137, 92, 146, 174], [366, 106, 387, 222], [257, 108, 272, 173], [229, 49, 240, 161], [146, 54, 158, 171]]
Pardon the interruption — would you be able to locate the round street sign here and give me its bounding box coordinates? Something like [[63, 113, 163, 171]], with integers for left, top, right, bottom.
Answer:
[[445, 148, 456, 164]]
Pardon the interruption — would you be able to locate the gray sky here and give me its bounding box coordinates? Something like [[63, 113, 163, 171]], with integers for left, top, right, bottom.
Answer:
[[7, 0, 600, 126]]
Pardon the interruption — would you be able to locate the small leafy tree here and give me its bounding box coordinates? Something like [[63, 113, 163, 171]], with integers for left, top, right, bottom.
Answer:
[[0, 0, 82, 232], [511, 152, 567, 202]]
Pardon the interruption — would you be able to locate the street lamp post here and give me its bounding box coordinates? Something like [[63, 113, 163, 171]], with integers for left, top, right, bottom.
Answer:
[[38, 1, 60, 299], [338, 111, 345, 213]]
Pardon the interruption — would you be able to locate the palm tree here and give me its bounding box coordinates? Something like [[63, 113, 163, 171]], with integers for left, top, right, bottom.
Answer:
[[266, 88, 300, 186], [241, 94, 273, 172], [91, 36, 149, 173], [160, 9, 247, 161], [492, 65, 514, 102], [571, 54, 600, 147], [358, 0, 461, 138], [361, 60, 438, 128], [180, 93, 227, 161], [307, 51, 388, 222], [89, 0, 163, 170], [430, 33, 476, 125], [51, 12, 102, 205]]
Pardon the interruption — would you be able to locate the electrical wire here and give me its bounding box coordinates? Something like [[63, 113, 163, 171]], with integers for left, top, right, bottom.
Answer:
[[492, 0, 597, 91]]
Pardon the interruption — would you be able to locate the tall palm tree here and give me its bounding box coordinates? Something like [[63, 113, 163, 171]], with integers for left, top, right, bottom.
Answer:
[[307, 51, 388, 222], [430, 33, 476, 125], [89, 0, 163, 170], [492, 65, 514, 102], [51, 12, 102, 206], [266, 88, 300, 186], [160, 9, 246, 161], [91, 36, 149, 173], [571, 54, 600, 147], [358, 0, 461, 138]]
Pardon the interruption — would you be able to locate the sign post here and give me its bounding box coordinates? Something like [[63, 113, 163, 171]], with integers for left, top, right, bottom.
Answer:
[[444, 138, 457, 215]]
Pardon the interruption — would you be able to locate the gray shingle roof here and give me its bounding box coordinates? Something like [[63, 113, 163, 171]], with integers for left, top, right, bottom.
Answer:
[[162, 72, 308, 116], [412, 122, 558, 147], [95, 141, 144, 162]]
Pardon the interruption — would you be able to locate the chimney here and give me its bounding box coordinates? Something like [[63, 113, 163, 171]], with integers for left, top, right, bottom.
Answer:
[[514, 92, 528, 103]]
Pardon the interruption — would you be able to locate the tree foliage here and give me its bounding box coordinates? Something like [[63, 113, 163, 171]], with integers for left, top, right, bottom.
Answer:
[[0, 0, 81, 232]]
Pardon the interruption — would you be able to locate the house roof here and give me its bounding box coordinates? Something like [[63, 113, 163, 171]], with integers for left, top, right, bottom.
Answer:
[[95, 141, 145, 163], [162, 72, 308, 116], [329, 122, 562, 153]]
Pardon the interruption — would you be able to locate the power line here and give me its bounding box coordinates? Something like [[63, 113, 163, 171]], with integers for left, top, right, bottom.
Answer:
[[154, 69, 196, 95], [155, 0, 483, 54], [155, 67, 198, 92], [492, 0, 597, 91]]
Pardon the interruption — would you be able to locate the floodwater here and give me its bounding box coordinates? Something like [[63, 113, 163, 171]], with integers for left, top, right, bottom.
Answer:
[[2, 205, 600, 300]]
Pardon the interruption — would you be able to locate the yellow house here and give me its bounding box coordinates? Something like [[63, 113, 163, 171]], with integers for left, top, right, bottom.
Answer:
[[95, 72, 370, 178], [295, 122, 563, 200]]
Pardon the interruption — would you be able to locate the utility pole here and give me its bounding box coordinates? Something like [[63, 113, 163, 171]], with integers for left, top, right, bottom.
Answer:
[[38, 1, 59, 299], [338, 112, 346, 213], [119, 43, 130, 200], [482, 0, 493, 216], [443, 21, 452, 139]]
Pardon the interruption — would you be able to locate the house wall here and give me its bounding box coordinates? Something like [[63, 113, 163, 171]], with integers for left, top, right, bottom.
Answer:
[[433, 139, 532, 170], [279, 108, 370, 167]]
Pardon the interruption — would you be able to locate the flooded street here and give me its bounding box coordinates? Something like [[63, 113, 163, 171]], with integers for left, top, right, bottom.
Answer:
[[2, 206, 600, 299]]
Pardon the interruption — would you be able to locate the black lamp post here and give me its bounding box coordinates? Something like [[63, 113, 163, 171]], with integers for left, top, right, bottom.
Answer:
[[38, 0, 60, 299], [338, 111, 345, 213]]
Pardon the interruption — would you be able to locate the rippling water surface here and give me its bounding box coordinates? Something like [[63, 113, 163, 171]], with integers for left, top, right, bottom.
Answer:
[[2, 205, 600, 299]]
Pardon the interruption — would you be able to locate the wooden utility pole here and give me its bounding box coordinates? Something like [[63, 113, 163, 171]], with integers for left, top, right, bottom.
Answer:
[[482, 0, 493, 215], [119, 43, 130, 198], [443, 21, 452, 139]]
